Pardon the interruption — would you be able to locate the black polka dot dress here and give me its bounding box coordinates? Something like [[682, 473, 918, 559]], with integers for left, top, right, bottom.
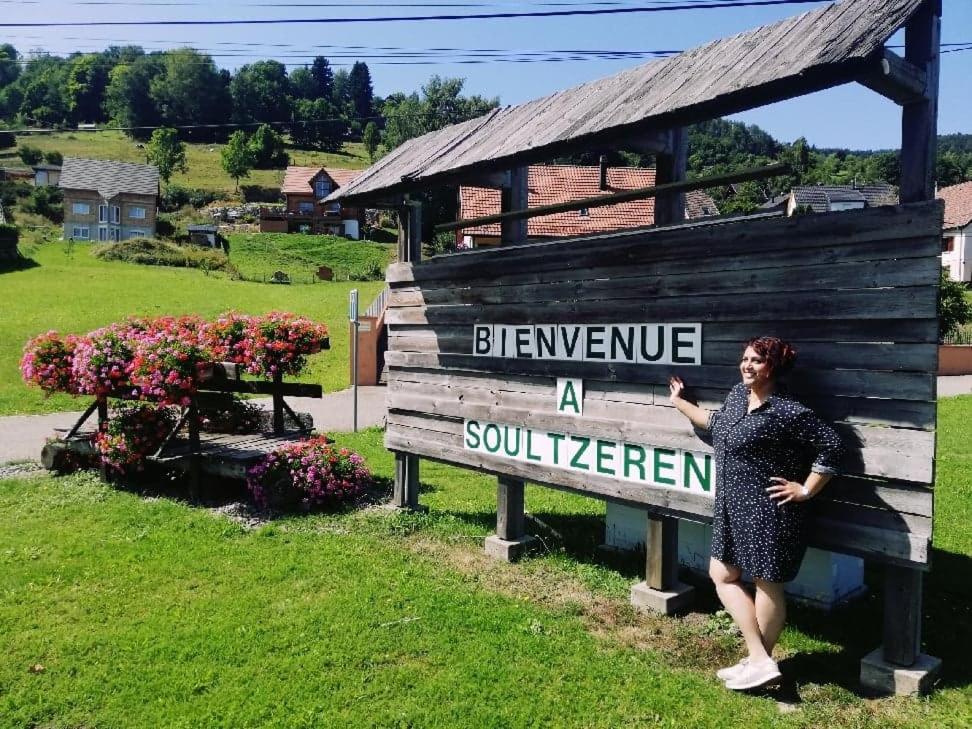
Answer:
[[703, 383, 843, 583]]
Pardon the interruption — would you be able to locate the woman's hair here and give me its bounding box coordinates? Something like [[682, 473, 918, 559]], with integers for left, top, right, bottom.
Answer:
[[744, 336, 797, 377]]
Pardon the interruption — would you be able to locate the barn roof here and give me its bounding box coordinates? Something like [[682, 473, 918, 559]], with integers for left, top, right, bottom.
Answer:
[[459, 165, 719, 238], [791, 183, 899, 212], [938, 181, 972, 230], [329, 0, 924, 204]]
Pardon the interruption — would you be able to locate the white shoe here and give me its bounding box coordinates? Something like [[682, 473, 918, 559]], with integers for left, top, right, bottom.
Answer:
[[724, 658, 781, 690], [716, 658, 749, 682]]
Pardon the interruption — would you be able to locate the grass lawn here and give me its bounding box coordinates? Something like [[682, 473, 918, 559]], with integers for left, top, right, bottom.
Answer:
[[2, 131, 370, 196], [0, 241, 384, 415], [0, 397, 969, 726], [227, 232, 395, 283]]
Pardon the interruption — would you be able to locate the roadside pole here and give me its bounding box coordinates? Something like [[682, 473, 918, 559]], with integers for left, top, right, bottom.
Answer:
[[349, 288, 359, 432]]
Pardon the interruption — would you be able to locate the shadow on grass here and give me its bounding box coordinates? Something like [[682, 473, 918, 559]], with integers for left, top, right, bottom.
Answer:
[[0, 255, 39, 273]]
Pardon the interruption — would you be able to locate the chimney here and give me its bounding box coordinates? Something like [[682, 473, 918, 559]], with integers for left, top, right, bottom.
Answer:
[[599, 155, 608, 191]]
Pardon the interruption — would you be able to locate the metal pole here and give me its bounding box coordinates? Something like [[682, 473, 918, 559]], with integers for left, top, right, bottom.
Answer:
[[350, 288, 359, 433]]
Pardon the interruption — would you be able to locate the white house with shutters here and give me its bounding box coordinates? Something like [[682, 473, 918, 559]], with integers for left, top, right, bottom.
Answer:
[[939, 181, 972, 283]]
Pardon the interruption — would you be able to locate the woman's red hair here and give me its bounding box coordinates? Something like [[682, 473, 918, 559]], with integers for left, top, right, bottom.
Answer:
[[744, 336, 797, 377]]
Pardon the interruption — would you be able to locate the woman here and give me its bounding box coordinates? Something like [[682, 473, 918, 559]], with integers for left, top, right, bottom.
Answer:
[[668, 336, 842, 691]]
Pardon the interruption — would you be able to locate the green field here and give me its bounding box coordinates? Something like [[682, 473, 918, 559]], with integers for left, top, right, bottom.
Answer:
[[0, 241, 384, 415], [227, 233, 394, 283], [1, 131, 370, 196], [0, 397, 970, 727]]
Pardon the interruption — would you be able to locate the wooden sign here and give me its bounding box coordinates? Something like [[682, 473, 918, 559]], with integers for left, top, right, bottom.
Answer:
[[384, 201, 943, 569]]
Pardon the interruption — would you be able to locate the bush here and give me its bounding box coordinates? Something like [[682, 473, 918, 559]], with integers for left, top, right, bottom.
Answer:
[[94, 403, 177, 474], [17, 145, 43, 165], [93, 237, 238, 275], [160, 184, 218, 212], [246, 436, 371, 511], [43, 150, 63, 166], [941, 269, 972, 342], [24, 185, 63, 222], [247, 124, 289, 169], [20, 331, 81, 395]]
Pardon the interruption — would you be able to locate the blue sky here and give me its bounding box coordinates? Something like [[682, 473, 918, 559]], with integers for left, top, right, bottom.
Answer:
[[4, 0, 971, 150]]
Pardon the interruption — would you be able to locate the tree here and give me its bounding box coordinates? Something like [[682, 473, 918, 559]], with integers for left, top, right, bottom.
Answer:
[[247, 123, 288, 168], [362, 121, 380, 161], [230, 60, 292, 125], [0, 44, 19, 88], [332, 68, 350, 107], [66, 54, 110, 124], [347, 62, 374, 122], [17, 55, 70, 126], [150, 49, 231, 141], [104, 54, 164, 139], [290, 98, 348, 152], [221, 130, 255, 191], [940, 269, 972, 342], [18, 144, 42, 165], [146, 127, 188, 183], [310, 57, 334, 101], [43, 150, 62, 165], [288, 68, 318, 101]]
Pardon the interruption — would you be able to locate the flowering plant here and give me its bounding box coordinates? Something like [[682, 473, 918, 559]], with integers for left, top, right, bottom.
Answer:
[[203, 311, 255, 365], [20, 331, 82, 394], [93, 402, 176, 473], [71, 323, 137, 396], [246, 312, 329, 378], [129, 316, 213, 406], [246, 436, 370, 510]]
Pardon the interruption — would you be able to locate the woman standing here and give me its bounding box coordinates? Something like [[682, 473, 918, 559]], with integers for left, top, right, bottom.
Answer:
[[668, 336, 842, 691]]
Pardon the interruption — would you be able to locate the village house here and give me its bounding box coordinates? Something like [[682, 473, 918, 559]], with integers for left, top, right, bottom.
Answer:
[[32, 163, 61, 187], [259, 166, 364, 239], [939, 180, 972, 283], [762, 182, 898, 215], [457, 163, 720, 247], [59, 157, 160, 242]]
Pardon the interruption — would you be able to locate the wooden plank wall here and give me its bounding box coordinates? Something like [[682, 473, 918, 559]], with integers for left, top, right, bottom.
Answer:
[[384, 201, 943, 569]]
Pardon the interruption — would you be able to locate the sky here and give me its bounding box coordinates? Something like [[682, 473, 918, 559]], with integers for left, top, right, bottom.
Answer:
[[2, 0, 971, 150]]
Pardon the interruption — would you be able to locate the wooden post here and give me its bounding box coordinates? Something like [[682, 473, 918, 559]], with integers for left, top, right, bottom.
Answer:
[[645, 516, 679, 591], [272, 371, 284, 434], [653, 127, 687, 226], [485, 476, 536, 562], [392, 196, 423, 511], [97, 397, 109, 482], [187, 398, 201, 500], [861, 0, 942, 696], [500, 165, 529, 245]]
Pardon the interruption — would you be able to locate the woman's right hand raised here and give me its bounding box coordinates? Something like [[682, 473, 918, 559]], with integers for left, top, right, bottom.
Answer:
[[668, 375, 686, 403]]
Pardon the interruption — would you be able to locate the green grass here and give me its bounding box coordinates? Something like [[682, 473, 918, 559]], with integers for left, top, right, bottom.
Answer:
[[4, 131, 370, 196], [0, 398, 970, 727], [0, 241, 383, 415], [226, 232, 395, 282]]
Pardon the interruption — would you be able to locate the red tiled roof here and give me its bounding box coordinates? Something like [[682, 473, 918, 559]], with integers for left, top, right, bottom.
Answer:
[[458, 165, 719, 238], [938, 181, 972, 230], [280, 166, 362, 196]]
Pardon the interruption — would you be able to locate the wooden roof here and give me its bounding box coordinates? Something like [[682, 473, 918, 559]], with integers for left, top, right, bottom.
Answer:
[[330, 0, 924, 204]]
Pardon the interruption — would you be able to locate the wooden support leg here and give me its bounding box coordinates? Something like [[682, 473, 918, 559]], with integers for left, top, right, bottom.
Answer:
[[272, 372, 284, 434], [97, 398, 109, 482], [188, 400, 201, 501], [392, 453, 422, 511], [630, 514, 694, 615], [485, 476, 536, 562], [860, 565, 941, 695]]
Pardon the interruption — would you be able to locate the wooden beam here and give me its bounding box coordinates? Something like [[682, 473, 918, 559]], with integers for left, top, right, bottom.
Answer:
[[645, 515, 680, 590], [500, 166, 529, 245], [653, 128, 688, 226], [436, 163, 790, 233], [882, 564, 923, 666], [496, 476, 526, 541], [858, 48, 928, 105], [899, 0, 941, 203]]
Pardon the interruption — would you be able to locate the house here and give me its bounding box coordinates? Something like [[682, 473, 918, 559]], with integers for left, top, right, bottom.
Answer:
[[457, 164, 720, 247], [59, 157, 160, 242], [763, 183, 898, 215], [259, 166, 364, 239], [32, 163, 61, 187], [939, 181, 972, 283]]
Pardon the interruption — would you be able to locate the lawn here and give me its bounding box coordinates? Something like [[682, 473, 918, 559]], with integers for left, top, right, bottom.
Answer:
[[226, 232, 395, 283], [2, 131, 370, 196], [0, 397, 969, 726], [0, 241, 384, 415]]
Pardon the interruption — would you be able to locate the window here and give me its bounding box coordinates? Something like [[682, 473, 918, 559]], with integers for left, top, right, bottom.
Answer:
[[297, 201, 315, 215], [71, 226, 90, 240], [36, 171, 48, 186], [98, 204, 108, 223], [111, 206, 121, 224], [98, 227, 108, 241], [128, 206, 146, 219], [72, 202, 91, 215], [314, 177, 331, 198], [943, 237, 955, 253], [578, 207, 590, 217], [324, 201, 341, 215], [128, 230, 145, 239]]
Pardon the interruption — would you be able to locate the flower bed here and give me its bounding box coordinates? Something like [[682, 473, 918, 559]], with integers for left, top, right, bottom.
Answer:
[[20, 331, 81, 395], [93, 403, 177, 473], [245, 312, 330, 378], [246, 436, 371, 511]]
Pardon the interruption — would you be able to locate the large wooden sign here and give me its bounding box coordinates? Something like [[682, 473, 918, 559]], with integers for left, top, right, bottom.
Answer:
[[384, 201, 943, 569]]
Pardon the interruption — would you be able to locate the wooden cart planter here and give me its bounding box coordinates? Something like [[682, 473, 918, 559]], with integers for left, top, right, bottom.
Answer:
[[41, 362, 324, 490]]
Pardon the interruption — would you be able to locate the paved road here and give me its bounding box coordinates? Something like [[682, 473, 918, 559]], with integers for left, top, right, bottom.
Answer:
[[0, 386, 388, 465], [3, 379, 971, 466]]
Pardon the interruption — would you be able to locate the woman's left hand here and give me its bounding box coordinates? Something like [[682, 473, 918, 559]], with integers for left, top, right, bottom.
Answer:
[[766, 477, 808, 504]]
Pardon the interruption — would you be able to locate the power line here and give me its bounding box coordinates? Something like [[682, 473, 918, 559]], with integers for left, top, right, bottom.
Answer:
[[0, 0, 831, 28]]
